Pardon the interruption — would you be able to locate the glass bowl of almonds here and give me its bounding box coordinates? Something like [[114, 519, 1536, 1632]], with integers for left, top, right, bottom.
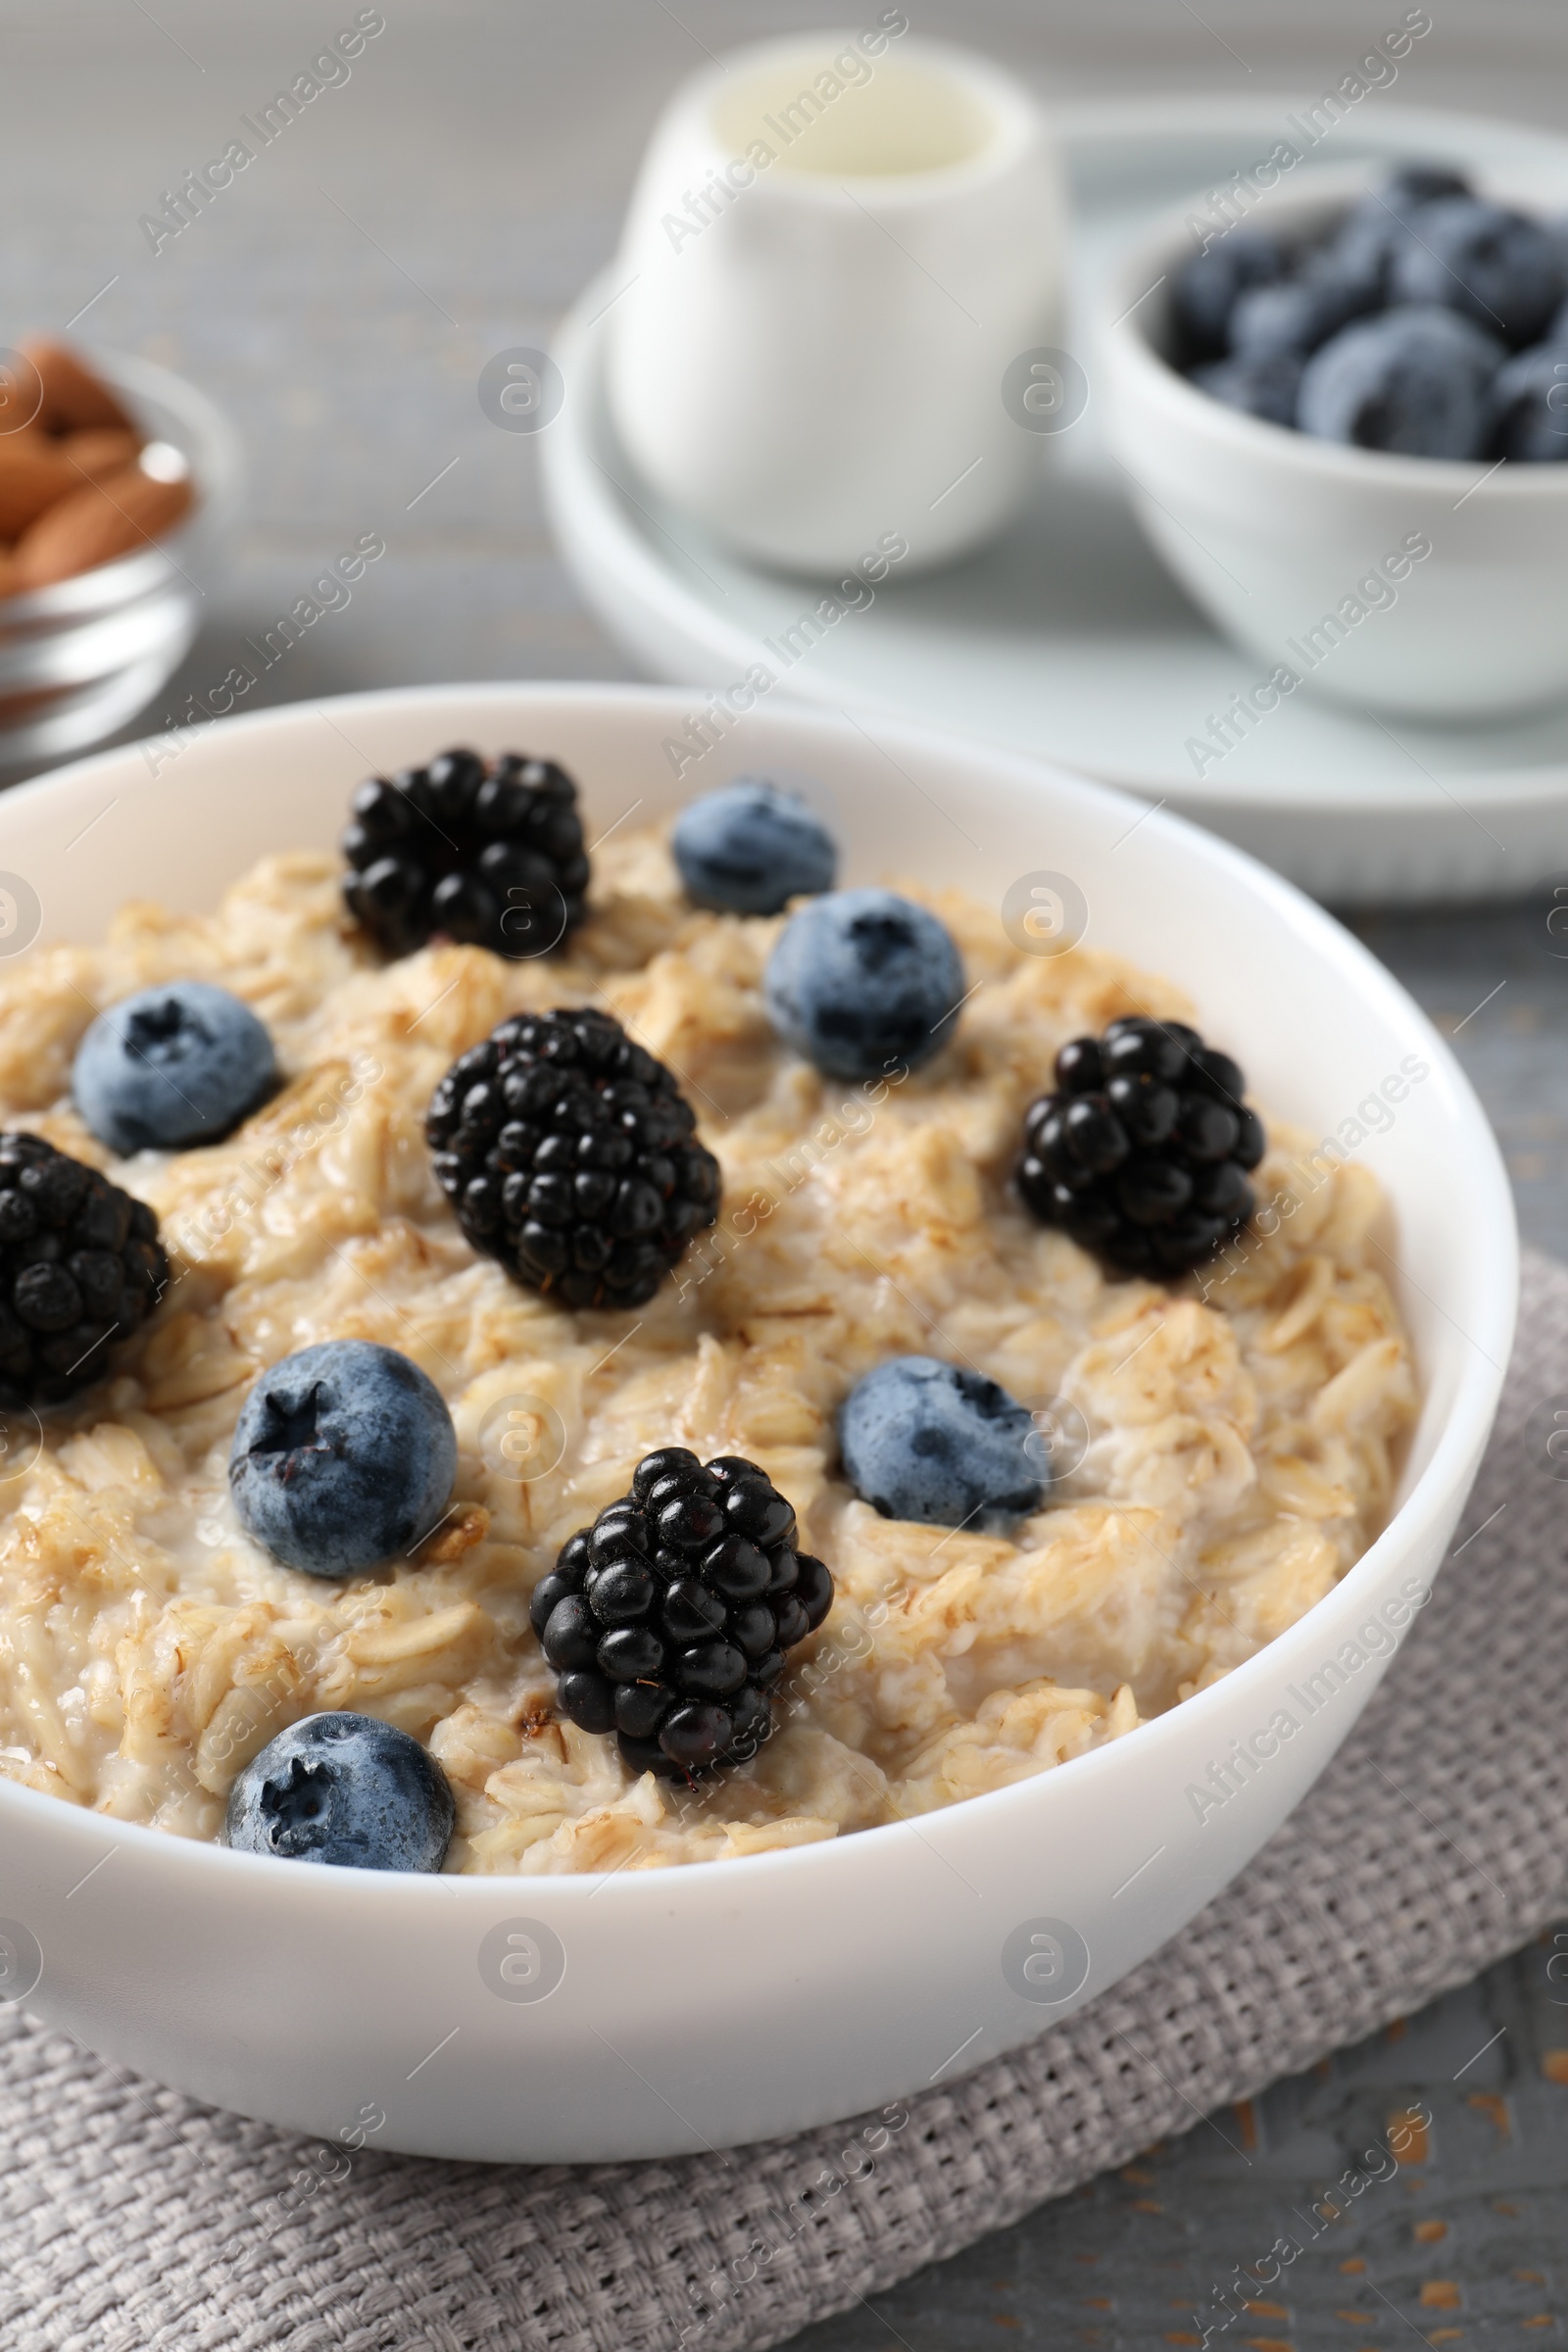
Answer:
[[0, 337, 239, 766]]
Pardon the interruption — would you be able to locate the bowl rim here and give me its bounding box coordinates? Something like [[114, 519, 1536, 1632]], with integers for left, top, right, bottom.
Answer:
[[0, 344, 242, 626], [1098, 157, 1568, 493], [0, 678, 1518, 1903]]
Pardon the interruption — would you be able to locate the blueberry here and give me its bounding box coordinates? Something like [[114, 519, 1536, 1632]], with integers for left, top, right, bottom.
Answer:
[[1192, 346, 1304, 427], [838, 1355, 1046, 1532], [228, 1340, 458, 1577], [1490, 343, 1568, 461], [74, 980, 276, 1154], [1391, 195, 1564, 347], [764, 888, 964, 1084], [1228, 262, 1377, 361], [223, 1712, 454, 1872], [1333, 167, 1472, 294], [1297, 306, 1505, 458], [672, 778, 838, 914], [1385, 165, 1473, 209], [1171, 230, 1288, 364]]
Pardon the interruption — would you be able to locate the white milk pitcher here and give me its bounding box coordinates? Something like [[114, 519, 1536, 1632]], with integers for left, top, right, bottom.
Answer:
[[606, 25, 1065, 576]]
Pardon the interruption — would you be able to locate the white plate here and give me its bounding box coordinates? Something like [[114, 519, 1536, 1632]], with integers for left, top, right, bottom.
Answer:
[[542, 96, 1568, 905]]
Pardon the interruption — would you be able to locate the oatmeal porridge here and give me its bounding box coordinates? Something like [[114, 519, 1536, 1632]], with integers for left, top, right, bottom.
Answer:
[[0, 798, 1417, 1874]]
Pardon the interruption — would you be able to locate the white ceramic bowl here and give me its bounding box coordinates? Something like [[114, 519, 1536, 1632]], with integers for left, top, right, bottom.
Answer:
[[606, 31, 1064, 575], [0, 684, 1514, 2162], [1098, 164, 1568, 719]]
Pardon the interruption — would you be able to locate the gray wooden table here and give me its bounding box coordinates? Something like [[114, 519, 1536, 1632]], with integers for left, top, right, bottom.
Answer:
[[6, 2, 1568, 2340]]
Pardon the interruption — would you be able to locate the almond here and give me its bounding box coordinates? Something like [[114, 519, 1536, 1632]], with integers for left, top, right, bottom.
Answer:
[[18, 337, 134, 436], [0, 431, 76, 538], [14, 464, 194, 588], [0, 350, 44, 436], [57, 426, 140, 485]]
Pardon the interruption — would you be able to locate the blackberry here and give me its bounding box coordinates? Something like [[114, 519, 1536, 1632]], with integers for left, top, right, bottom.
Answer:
[[531, 1448, 833, 1777], [341, 745, 590, 960], [0, 1134, 168, 1408], [426, 1007, 721, 1310], [1017, 1017, 1265, 1279]]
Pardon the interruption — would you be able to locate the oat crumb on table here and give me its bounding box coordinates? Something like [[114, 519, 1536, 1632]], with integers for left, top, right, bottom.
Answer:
[[0, 825, 1416, 1872]]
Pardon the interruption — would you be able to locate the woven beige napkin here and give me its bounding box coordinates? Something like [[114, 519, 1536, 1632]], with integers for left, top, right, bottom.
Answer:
[[2, 1250, 1561, 2352]]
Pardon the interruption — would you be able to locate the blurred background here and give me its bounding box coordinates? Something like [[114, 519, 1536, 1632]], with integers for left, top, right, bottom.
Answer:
[[11, 1, 1567, 719], [9, 5, 1568, 2342]]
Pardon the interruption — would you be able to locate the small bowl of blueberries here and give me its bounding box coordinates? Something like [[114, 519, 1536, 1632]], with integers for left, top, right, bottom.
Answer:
[[1099, 161, 1568, 719]]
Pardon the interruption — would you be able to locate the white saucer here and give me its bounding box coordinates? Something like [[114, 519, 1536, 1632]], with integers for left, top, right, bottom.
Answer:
[[542, 96, 1568, 905]]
